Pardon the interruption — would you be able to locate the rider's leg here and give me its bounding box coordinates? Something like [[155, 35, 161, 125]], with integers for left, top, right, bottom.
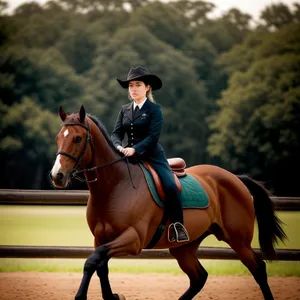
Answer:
[[148, 155, 189, 242]]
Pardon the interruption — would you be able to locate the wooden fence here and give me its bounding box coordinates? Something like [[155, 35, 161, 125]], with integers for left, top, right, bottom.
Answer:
[[0, 246, 300, 260], [1, 189, 300, 210], [0, 189, 299, 260]]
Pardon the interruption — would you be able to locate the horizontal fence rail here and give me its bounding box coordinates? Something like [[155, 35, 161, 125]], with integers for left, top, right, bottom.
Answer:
[[0, 189, 88, 205], [1, 189, 300, 210], [0, 246, 299, 261]]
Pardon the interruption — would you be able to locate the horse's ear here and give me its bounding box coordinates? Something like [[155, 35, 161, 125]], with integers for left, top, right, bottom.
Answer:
[[59, 106, 68, 121], [79, 105, 86, 123]]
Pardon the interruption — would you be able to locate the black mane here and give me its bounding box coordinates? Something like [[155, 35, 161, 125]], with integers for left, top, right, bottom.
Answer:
[[87, 114, 119, 155]]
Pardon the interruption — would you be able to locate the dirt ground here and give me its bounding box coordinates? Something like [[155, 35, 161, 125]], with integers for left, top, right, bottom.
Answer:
[[0, 272, 299, 300]]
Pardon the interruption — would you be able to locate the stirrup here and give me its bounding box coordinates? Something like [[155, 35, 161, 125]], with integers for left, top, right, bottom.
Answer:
[[174, 222, 190, 242], [167, 223, 176, 242]]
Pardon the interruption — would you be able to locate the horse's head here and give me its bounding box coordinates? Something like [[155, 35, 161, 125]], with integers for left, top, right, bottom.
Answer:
[[50, 105, 93, 188]]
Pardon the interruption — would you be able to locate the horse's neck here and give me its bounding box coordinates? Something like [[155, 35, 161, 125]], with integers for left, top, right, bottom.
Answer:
[[86, 123, 130, 201]]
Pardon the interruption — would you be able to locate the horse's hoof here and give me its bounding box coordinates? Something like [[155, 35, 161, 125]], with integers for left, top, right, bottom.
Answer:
[[113, 294, 126, 300]]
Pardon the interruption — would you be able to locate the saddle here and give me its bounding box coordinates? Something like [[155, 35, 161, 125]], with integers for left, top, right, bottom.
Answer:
[[143, 157, 186, 201]]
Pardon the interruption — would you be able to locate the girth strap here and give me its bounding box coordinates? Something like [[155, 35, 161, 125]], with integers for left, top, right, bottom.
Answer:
[[145, 209, 168, 249]]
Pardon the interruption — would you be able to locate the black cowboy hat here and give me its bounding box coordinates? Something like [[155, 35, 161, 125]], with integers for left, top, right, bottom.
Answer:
[[116, 66, 162, 90]]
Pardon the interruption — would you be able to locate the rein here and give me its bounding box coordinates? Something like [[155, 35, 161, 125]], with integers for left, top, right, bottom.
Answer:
[[72, 156, 132, 184], [56, 120, 136, 188]]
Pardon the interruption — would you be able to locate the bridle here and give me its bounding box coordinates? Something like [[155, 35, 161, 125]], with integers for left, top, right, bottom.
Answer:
[[56, 120, 135, 187], [57, 121, 93, 170]]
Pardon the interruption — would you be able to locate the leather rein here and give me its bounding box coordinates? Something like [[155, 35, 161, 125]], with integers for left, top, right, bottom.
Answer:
[[56, 120, 134, 187]]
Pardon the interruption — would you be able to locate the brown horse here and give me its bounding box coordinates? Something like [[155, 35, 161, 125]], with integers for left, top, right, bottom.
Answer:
[[50, 106, 286, 300]]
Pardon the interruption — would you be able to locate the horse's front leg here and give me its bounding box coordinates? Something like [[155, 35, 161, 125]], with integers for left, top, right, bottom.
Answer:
[[74, 245, 103, 300], [95, 245, 126, 300], [75, 226, 141, 300]]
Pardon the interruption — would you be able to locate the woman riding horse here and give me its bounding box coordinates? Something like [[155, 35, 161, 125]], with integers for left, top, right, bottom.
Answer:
[[111, 66, 189, 243]]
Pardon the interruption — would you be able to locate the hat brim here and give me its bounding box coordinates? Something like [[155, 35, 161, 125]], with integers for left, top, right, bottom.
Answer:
[[117, 74, 162, 91]]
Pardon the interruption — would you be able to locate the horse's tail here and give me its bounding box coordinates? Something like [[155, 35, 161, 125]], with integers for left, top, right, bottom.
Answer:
[[237, 175, 287, 260]]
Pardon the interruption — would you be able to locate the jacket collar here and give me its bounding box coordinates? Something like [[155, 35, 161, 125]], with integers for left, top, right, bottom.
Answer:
[[133, 97, 147, 110], [125, 98, 150, 121]]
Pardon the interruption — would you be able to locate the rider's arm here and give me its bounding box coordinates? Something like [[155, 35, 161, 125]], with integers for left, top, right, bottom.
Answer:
[[111, 107, 125, 149], [133, 105, 163, 156]]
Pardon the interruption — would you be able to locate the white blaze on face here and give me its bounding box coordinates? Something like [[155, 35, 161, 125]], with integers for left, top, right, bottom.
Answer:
[[64, 129, 69, 137], [51, 129, 69, 179], [51, 154, 62, 177]]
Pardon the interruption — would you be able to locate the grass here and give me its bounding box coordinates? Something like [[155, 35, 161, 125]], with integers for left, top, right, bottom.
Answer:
[[0, 205, 299, 275], [0, 206, 94, 246], [0, 206, 299, 248], [1, 259, 299, 276]]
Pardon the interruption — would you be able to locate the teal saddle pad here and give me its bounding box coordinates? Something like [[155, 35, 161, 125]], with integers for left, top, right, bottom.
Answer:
[[140, 164, 209, 209]]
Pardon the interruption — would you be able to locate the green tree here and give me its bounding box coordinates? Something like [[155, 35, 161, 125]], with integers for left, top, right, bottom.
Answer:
[[293, 3, 300, 22], [0, 98, 60, 188], [260, 3, 295, 29], [12, 6, 71, 48], [169, 0, 215, 26], [127, 2, 192, 49], [182, 36, 217, 81], [1, 46, 83, 110], [57, 23, 97, 74], [0, 0, 8, 14], [0, 14, 18, 46], [13, 2, 44, 15], [125, 0, 149, 11], [198, 8, 252, 53], [208, 23, 300, 195]]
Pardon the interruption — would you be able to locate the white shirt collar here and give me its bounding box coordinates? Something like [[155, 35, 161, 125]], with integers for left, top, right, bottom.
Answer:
[[133, 98, 147, 110]]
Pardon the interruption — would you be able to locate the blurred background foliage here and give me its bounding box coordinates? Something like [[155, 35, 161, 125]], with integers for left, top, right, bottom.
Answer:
[[0, 0, 299, 195]]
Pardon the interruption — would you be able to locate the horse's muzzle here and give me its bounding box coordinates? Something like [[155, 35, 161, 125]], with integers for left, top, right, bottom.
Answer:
[[50, 171, 69, 188]]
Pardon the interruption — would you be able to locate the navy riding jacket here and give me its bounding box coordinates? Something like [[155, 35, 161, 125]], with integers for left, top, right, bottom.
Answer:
[[111, 99, 165, 160]]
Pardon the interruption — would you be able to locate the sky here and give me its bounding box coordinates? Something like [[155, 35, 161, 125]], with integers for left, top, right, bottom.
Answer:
[[5, 0, 298, 19]]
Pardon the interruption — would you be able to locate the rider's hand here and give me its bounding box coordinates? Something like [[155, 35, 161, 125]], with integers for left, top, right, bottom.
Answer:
[[122, 147, 136, 157], [117, 145, 124, 153]]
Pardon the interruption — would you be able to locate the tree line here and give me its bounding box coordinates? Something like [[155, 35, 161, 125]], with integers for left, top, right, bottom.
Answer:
[[0, 0, 299, 195]]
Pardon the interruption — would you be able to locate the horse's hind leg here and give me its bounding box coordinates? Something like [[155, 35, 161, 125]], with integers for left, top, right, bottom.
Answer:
[[231, 243, 274, 300], [169, 239, 207, 300]]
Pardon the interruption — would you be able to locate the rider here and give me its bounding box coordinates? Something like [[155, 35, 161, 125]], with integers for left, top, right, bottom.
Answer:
[[111, 66, 189, 243]]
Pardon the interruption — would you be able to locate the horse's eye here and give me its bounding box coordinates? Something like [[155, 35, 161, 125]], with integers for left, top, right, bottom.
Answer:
[[74, 136, 82, 143]]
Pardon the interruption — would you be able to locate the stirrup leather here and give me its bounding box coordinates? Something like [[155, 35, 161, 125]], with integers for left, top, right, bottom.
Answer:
[[168, 223, 176, 242]]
